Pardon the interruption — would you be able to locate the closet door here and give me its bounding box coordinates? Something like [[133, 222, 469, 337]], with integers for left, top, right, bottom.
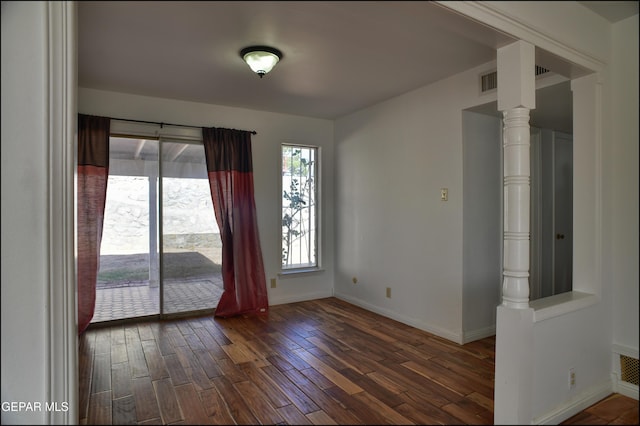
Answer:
[[160, 139, 222, 315], [552, 132, 573, 295], [530, 129, 573, 299]]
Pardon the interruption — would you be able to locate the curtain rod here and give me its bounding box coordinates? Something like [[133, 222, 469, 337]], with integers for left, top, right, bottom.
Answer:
[[109, 116, 257, 135]]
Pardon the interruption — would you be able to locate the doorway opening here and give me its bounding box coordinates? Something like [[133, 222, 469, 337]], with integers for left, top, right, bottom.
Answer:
[[464, 79, 573, 301]]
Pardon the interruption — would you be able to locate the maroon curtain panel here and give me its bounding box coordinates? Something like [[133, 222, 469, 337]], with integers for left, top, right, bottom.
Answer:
[[77, 114, 110, 334], [202, 127, 269, 317]]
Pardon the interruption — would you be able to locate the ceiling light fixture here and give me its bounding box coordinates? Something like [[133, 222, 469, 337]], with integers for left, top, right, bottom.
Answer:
[[240, 45, 283, 78]]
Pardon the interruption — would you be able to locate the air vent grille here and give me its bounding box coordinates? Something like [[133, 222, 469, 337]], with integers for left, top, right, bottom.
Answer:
[[535, 65, 550, 76], [480, 65, 552, 93], [480, 71, 497, 92], [620, 354, 639, 386]]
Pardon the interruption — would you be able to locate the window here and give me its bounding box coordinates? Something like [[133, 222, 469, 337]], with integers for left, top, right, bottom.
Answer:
[[281, 144, 318, 270]]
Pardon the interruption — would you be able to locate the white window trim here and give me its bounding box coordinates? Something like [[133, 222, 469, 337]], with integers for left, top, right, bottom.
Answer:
[[278, 267, 325, 277], [280, 142, 321, 273]]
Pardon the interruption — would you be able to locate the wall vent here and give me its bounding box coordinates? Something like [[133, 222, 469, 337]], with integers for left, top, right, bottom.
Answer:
[[535, 65, 550, 76], [620, 354, 639, 386], [480, 65, 552, 93], [480, 71, 498, 93]]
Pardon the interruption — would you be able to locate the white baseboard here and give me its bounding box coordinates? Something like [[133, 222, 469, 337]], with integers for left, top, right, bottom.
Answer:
[[334, 292, 463, 344], [533, 379, 613, 425], [462, 325, 496, 344], [611, 343, 639, 400], [268, 290, 333, 307], [614, 378, 639, 400]]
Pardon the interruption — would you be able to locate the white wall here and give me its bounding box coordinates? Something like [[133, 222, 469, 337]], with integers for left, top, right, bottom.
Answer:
[[610, 14, 639, 361], [334, 61, 499, 343], [1, 2, 50, 424], [462, 111, 502, 341], [532, 301, 612, 421], [79, 88, 335, 306]]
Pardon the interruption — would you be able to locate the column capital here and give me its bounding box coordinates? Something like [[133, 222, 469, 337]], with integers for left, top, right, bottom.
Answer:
[[497, 41, 536, 111]]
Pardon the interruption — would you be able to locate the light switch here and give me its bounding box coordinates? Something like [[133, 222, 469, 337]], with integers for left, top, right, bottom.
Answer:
[[440, 188, 448, 201]]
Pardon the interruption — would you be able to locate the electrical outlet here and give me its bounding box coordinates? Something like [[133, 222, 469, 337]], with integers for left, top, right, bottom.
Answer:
[[352, 277, 358, 284], [386, 287, 391, 298], [270, 278, 277, 288], [569, 368, 576, 389]]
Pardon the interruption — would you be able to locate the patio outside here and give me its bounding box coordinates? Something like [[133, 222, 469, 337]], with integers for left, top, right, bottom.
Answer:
[[92, 175, 223, 323]]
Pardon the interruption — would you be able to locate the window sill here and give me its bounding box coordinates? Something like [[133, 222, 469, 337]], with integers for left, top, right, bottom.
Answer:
[[278, 268, 324, 277], [530, 291, 599, 323]]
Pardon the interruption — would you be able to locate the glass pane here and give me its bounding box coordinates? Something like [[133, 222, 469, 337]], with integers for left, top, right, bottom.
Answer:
[[161, 141, 222, 315], [94, 137, 159, 322], [282, 145, 317, 269]]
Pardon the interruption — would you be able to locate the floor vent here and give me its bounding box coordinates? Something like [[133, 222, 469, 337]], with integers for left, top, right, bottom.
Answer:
[[620, 354, 639, 386], [480, 65, 552, 93]]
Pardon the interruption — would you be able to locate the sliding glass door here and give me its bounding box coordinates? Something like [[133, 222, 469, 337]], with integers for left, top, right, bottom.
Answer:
[[93, 136, 221, 323], [95, 137, 160, 322], [161, 140, 222, 315]]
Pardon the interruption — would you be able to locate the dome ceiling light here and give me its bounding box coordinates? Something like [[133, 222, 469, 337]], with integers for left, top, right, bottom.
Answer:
[[240, 45, 283, 78]]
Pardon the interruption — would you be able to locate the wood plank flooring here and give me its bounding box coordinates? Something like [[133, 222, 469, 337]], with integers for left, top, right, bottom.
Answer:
[[79, 297, 637, 425], [561, 393, 639, 425]]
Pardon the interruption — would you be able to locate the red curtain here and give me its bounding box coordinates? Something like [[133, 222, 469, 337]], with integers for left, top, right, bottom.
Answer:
[[202, 127, 269, 317], [77, 114, 110, 334]]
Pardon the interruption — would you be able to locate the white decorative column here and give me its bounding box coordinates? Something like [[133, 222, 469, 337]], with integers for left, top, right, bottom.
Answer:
[[494, 40, 536, 425], [501, 108, 531, 308], [497, 41, 536, 309]]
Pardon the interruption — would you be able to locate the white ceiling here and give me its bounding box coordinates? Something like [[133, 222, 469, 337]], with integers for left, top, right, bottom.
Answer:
[[78, 1, 637, 122], [78, 1, 517, 120]]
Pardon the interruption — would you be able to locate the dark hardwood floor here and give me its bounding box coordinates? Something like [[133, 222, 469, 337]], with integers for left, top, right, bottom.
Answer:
[[561, 393, 639, 425], [79, 297, 638, 425]]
